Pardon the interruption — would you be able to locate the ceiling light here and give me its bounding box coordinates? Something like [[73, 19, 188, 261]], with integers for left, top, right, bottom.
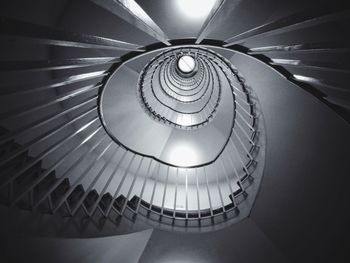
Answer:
[[177, 55, 196, 74]]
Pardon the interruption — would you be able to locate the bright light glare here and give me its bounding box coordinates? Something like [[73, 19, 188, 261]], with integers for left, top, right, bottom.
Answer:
[[169, 144, 198, 167], [176, 0, 217, 20], [179, 114, 192, 126], [178, 55, 196, 73]]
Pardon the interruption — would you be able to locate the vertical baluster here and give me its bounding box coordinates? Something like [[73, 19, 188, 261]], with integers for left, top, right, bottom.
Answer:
[[214, 163, 225, 212], [203, 167, 213, 216], [195, 168, 201, 219], [135, 159, 154, 214], [160, 166, 170, 215], [149, 163, 161, 211], [185, 168, 189, 219], [173, 168, 179, 218]]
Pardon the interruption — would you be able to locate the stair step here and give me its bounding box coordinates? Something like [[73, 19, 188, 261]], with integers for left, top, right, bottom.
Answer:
[[98, 193, 112, 211], [51, 178, 70, 203], [83, 189, 98, 210], [113, 195, 126, 211], [67, 185, 85, 207]]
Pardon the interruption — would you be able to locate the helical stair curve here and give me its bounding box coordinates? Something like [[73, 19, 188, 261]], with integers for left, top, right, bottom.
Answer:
[[0, 0, 349, 235]]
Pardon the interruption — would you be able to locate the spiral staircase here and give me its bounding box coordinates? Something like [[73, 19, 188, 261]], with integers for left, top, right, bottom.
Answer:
[[0, 0, 350, 262]]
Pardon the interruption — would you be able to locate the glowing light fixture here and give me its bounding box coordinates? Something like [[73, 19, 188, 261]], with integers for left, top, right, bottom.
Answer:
[[176, 0, 217, 20], [177, 55, 196, 74]]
